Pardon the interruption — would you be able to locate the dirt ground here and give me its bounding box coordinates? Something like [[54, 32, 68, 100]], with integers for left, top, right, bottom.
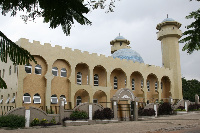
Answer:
[[0, 112, 200, 133]]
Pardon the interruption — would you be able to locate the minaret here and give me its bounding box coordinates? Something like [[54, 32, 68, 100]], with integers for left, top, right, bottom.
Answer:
[[156, 17, 183, 99], [110, 34, 131, 54]]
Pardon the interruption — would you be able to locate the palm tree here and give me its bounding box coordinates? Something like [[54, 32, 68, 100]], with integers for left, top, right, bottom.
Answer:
[[0, 31, 36, 89]]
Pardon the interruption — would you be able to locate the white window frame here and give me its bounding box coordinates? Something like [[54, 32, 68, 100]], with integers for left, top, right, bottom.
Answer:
[[35, 64, 42, 75], [132, 79, 135, 90], [10, 96, 15, 103], [5, 97, 10, 104], [147, 81, 150, 92], [25, 64, 32, 74], [60, 68, 67, 77], [23, 96, 31, 103], [141, 80, 143, 88], [94, 74, 99, 86], [155, 82, 158, 91], [33, 95, 41, 104], [52, 67, 58, 76], [0, 99, 3, 104], [114, 77, 118, 89], [77, 72, 82, 85], [51, 95, 58, 104]]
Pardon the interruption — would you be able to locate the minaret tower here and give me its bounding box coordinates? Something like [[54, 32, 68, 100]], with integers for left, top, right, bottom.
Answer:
[[156, 17, 183, 99], [110, 34, 131, 54]]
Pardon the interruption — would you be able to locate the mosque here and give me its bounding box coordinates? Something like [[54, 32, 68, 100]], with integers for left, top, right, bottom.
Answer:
[[0, 17, 183, 115]]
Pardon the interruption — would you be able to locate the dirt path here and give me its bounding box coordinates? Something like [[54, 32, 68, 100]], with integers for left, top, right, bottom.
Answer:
[[0, 112, 200, 133]]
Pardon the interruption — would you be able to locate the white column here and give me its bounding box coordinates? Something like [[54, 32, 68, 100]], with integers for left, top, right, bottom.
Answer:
[[89, 104, 92, 120], [25, 110, 30, 127]]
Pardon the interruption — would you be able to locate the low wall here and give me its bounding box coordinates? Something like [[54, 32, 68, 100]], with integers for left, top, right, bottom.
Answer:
[[5, 107, 25, 116]]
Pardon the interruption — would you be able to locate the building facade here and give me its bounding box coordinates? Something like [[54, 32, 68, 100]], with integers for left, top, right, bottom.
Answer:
[[0, 18, 183, 113]]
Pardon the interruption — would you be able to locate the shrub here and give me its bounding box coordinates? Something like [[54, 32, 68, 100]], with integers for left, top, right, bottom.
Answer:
[[158, 102, 173, 115], [177, 106, 185, 110], [0, 114, 26, 128], [188, 104, 200, 111], [46, 109, 54, 114], [70, 110, 88, 120], [138, 107, 155, 116], [93, 108, 114, 120], [30, 118, 40, 126], [50, 117, 56, 124]]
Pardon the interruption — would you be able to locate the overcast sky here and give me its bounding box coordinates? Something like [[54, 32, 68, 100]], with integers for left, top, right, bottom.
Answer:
[[0, 0, 200, 80]]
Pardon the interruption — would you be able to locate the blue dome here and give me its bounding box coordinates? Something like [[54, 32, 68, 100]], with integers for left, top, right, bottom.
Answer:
[[115, 36, 125, 40], [112, 49, 144, 63], [162, 18, 175, 22]]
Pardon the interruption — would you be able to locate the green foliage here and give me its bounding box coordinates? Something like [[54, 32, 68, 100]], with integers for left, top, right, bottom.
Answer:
[[182, 78, 200, 102], [0, 114, 26, 128], [174, 109, 186, 111], [0, 31, 36, 89], [179, 8, 200, 54], [50, 117, 56, 124], [30, 118, 40, 126], [188, 104, 200, 111], [40, 118, 48, 125], [30, 117, 59, 127], [46, 109, 54, 114], [158, 102, 173, 115], [70, 110, 88, 120]]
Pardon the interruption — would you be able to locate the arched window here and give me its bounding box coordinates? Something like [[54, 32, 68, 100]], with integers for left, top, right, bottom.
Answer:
[[33, 93, 41, 104], [25, 64, 32, 74], [76, 96, 82, 106], [61, 68, 67, 77], [155, 82, 158, 91], [132, 79, 135, 90], [94, 74, 99, 86], [141, 80, 143, 88], [114, 76, 118, 89], [77, 72, 82, 85], [147, 81, 150, 91], [10, 93, 15, 103], [9, 66, 11, 75], [60, 95, 67, 104], [51, 94, 58, 104], [35, 64, 42, 75], [5, 94, 10, 104], [23, 93, 31, 103], [52, 67, 58, 76]]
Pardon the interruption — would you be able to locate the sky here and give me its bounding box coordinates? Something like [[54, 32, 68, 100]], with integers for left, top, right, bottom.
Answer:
[[0, 0, 200, 81]]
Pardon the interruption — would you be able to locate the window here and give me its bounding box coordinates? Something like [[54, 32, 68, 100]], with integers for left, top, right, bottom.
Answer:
[[77, 72, 82, 85], [25, 64, 32, 74], [60, 95, 67, 104], [33, 93, 41, 104], [3, 69, 5, 78], [14, 65, 17, 73], [35, 64, 42, 75], [76, 96, 82, 106], [10, 93, 15, 103], [9, 66, 11, 75], [0, 95, 3, 104], [141, 80, 143, 88], [23, 93, 31, 103], [5, 94, 10, 104], [51, 94, 58, 104], [161, 82, 163, 90], [114, 76, 118, 89], [93, 99, 98, 103], [52, 67, 58, 76], [155, 82, 158, 91], [61, 68, 67, 77], [94, 74, 99, 86], [147, 81, 150, 91], [132, 79, 135, 90]]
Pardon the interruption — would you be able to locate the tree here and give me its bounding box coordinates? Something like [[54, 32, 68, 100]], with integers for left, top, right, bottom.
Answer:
[[182, 77, 200, 102], [179, 1, 200, 54], [0, 0, 117, 36], [0, 31, 36, 89]]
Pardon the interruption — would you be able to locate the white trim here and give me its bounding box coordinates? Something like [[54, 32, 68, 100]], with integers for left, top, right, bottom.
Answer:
[[33, 96, 41, 104], [23, 96, 31, 103], [60, 68, 67, 77], [52, 67, 58, 76], [51, 97, 58, 104], [25, 65, 32, 74], [35, 65, 42, 75]]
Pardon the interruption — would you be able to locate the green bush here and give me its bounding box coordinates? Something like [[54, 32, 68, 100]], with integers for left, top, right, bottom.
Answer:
[[70, 110, 88, 120], [158, 102, 173, 115], [0, 114, 26, 128], [30, 118, 40, 126]]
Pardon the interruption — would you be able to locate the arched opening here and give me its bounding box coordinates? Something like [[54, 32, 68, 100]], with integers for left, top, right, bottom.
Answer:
[[75, 63, 89, 85], [146, 73, 158, 103], [130, 71, 144, 102], [93, 90, 107, 108], [110, 68, 126, 98], [93, 65, 107, 87], [161, 76, 171, 102], [33, 93, 41, 104], [74, 89, 89, 106]]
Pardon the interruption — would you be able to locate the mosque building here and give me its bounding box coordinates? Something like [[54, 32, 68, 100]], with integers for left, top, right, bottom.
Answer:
[[0, 17, 183, 114]]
